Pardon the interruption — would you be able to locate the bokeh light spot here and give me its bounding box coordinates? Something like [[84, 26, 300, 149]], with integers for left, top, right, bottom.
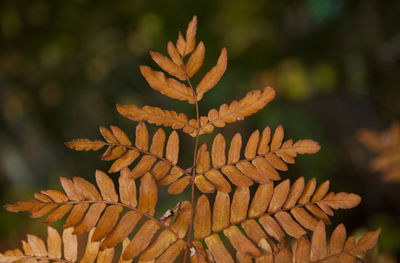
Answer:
[[39, 81, 63, 108]]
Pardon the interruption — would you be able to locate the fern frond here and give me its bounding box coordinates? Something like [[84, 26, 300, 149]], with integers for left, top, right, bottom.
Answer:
[[166, 125, 320, 194], [138, 16, 196, 103], [4, 169, 191, 255], [139, 15, 226, 106], [190, 177, 360, 261], [226, 222, 380, 263], [66, 123, 190, 181], [140, 65, 196, 103], [358, 120, 400, 182], [0, 226, 78, 263], [64, 138, 107, 151], [115, 18, 272, 137], [116, 104, 197, 135], [195, 87, 276, 135], [1, 15, 381, 263], [294, 222, 380, 263], [0, 226, 141, 263]]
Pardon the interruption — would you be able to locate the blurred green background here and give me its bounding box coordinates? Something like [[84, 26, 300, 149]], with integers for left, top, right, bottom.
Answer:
[[0, 0, 399, 261]]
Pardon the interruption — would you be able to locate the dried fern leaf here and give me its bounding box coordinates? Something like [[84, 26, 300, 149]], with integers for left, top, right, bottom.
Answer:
[[224, 226, 261, 258], [0, 226, 77, 263], [4, 170, 191, 255], [66, 124, 189, 182], [2, 15, 383, 263], [294, 222, 381, 262], [184, 16, 197, 55], [80, 124, 320, 195], [196, 144, 232, 193], [150, 51, 186, 81], [195, 48, 227, 101], [204, 234, 234, 263], [187, 127, 320, 193], [140, 65, 195, 103], [358, 120, 400, 182], [65, 139, 106, 151], [186, 41, 205, 78], [168, 16, 198, 59], [194, 194, 212, 239], [116, 104, 196, 135], [176, 32, 186, 56], [190, 241, 209, 263], [168, 176, 191, 194], [0, 227, 135, 263], [191, 178, 361, 261], [168, 41, 182, 65], [196, 87, 276, 134], [145, 16, 201, 96]]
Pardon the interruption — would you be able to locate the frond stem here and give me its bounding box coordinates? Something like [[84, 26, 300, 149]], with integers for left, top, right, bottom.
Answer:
[[106, 143, 191, 178], [180, 57, 200, 263], [50, 200, 180, 239]]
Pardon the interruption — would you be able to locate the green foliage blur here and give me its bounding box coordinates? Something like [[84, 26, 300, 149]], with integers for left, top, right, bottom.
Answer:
[[0, 0, 399, 261]]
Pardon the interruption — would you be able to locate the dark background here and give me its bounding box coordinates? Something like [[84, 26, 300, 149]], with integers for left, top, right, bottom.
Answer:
[[0, 0, 399, 261]]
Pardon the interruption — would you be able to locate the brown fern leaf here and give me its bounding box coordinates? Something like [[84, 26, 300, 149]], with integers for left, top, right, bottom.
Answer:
[[116, 104, 197, 135], [65, 138, 106, 151], [139, 16, 197, 103], [1, 15, 382, 263], [141, 15, 224, 105], [192, 87, 276, 135], [184, 16, 197, 55], [149, 51, 186, 81], [358, 120, 400, 182], [140, 16, 227, 106], [173, 16, 197, 57], [149, 17, 202, 81], [4, 169, 192, 255], [231, 222, 380, 263], [186, 41, 205, 79], [0, 226, 136, 263], [166, 125, 320, 194], [0, 226, 78, 263], [117, 19, 273, 136], [66, 123, 190, 183], [140, 65, 196, 103], [190, 177, 361, 261], [294, 222, 380, 263], [195, 48, 227, 102]]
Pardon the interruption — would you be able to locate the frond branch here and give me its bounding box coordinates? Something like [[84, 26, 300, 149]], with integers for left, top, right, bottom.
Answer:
[[196, 141, 318, 178], [40, 199, 179, 237], [191, 177, 362, 260], [194, 195, 351, 242], [107, 142, 191, 178]]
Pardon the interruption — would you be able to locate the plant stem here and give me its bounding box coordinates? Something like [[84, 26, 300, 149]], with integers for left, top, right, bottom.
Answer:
[[181, 57, 200, 263]]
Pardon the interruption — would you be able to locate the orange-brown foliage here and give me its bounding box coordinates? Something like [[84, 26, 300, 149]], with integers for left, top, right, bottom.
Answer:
[[1, 16, 379, 263], [358, 120, 400, 182]]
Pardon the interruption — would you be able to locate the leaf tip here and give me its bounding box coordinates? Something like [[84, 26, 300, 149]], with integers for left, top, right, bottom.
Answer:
[[353, 194, 362, 206], [3, 203, 12, 212]]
